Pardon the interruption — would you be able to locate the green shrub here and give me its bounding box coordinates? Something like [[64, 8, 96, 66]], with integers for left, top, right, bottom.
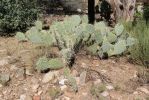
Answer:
[[0, 0, 38, 35], [16, 16, 136, 71], [129, 21, 149, 68]]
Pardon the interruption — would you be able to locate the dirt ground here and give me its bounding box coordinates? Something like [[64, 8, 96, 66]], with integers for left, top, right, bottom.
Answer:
[[0, 14, 148, 100], [0, 36, 148, 100]]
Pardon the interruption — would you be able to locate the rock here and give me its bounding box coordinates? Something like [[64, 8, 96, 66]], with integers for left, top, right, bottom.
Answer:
[[101, 70, 107, 74], [101, 91, 109, 97], [61, 96, 70, 100], [20, 94, 26, 100], [0, 73, 10, 85], [49, 87, 62, 99], [42, 71, 59, 83], [33, 95, 41, 100], [133, 91, 138, 95], [59, 79, 68, 85], [0, 49, 7, 56], [93, 79, 102, 85], [0, 84, 3, 88], [32, 84, 40, 93], [81, 63, 88, 68], [79, 71, 87, 85], [37, 90, 43, 95], [0, 59, 8, 66], [60, 85, 67, 91], [10, 65, 18, 71], [137, 87, 149, 94], [106, 85, 114, 90], [26, 68, 34, 76], [8, 57, 19, 64], [15, 68, 25, 80]]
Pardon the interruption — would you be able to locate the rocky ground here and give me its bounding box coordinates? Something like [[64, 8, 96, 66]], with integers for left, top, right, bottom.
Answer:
[[0, 36, 148, 100], [0, 14, 148, 100]]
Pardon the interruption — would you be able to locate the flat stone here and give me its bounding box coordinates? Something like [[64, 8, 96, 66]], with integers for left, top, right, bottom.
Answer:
[[59, 79, 68, 85], [19, 94, 26, 100], [32, 84, 40, 93], [25, 68, 34, 76], [42, 71, 59, 83], [15, 68, 25, 80], [101, 91, 109, 97], [106, 85, 114, 90], [0, 73, 10, 85], [79, 71, 87, 85], [137, 87, 149, 94], [0, 59, 8, 66]]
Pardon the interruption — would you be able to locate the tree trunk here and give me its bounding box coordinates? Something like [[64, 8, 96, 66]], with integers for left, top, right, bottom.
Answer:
[[88, 0, 95, 24]]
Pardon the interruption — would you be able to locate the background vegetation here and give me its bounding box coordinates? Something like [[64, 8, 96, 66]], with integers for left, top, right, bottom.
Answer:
[[0, 0, 38, 35]]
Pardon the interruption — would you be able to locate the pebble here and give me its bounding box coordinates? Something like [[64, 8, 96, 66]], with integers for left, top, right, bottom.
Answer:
[[19, 94, 26, 100], [33, 95, 41, 100], [79, 71, 87, 86], [101, 91, 109, 97], [0, 84, 3, 87], [59, 79, 68, 85], [101, 70, 107, 74], [137, 87, 149, 94], [106, 84, 114, 90], [0, 73, 10, 85], [37, 90, 43, 95], [42, 71, 59, 83], [16, 68, 25, 80], [32, 84, 40, 93], [60, 85, 67, 91], [26, 68, 34, 76], [0, 59, 8, 66]]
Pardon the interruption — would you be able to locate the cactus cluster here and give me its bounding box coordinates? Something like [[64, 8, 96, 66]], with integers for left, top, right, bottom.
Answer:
[[15, 15, 136, 71]]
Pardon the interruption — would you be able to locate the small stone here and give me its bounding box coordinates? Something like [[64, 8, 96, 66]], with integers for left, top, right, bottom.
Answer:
[[101, 70, 107, 74], [101, 91, 109, 97], [37, 90, 43, 95], [32, 84, 40, 93], [133, 91, 138, 95], [137, 87, 149, 94], [0, 73, 10, 85], [16, 68, 25, 80], [0, 84, 3, 87], [60, 85, 67, 91], [79, 71, 87, 85], [59, 79, 68, 85], [94, 79, 102, 85], [0, 59, 8, 66], [106, 85, 114, 90], [81, 63, 88, 68], [82, 92, 88, 96], [61, 96, 70, 100], [20, 94, 26, 100], [33, 95, 41, 100], [26, 68, 34, 76], [10, 65, 18, 71], [42, 71, 59, 83], [0, 49, 7, 56]]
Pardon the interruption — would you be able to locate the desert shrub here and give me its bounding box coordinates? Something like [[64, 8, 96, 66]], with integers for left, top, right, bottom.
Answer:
[[0, 0, 38, 35], [129, 21, 149, 68], [15, 15, 135, 71]]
